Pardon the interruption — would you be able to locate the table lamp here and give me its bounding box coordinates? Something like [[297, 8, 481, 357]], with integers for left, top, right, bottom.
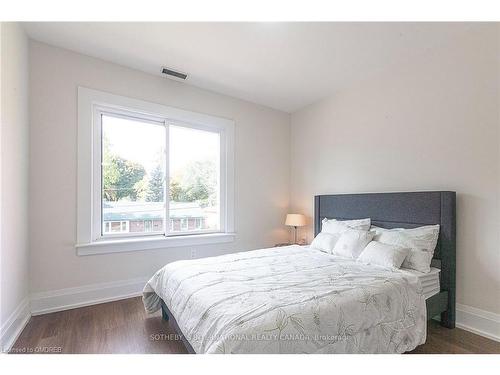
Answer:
[[285, 214, 306, 244]]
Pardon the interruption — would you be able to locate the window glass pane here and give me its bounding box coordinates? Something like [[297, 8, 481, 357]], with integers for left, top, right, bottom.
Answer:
[[102, 114, 166, 236], [169, 125, 220, 233]]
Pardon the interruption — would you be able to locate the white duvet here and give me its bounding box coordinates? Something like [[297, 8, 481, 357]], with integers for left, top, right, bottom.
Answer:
[[143, 245, 426, 354]]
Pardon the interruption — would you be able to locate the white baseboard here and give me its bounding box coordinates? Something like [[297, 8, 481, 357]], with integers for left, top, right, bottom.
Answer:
[[456, 303, 500, 342], [1, 297, 31, 352], [30, 277, 149, 315]]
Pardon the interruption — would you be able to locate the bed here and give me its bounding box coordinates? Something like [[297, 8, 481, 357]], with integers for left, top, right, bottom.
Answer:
[[143, 191, 456, 354]]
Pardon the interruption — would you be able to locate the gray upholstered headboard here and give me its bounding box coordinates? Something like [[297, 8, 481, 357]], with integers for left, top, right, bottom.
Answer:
[[314, 191, 456, 327]]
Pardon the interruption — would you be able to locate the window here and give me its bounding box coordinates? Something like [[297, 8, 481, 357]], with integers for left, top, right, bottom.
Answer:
[[195, 218, 203, 230], [144, 220, 153, 232], [103, 221, 129, 234], [101, 113, 166, 237], [169, 125, 220, 233], [77, 88, 235, 255], [180, 218, 188, 231]]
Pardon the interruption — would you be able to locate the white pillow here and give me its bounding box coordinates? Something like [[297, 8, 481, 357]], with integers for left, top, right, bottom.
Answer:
[[322, 218, 371, 235], [357, 241, 410, 269], [332, 229, 375, 259], [371, 225, 440, 273], [310, 232, 339, 253]]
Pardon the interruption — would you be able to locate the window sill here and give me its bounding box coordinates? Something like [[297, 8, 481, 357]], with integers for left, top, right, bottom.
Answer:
[[75, 232, 236, 256]]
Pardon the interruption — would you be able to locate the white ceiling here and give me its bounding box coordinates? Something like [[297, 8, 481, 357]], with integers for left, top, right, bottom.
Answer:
[[23, 22, 478, 113]]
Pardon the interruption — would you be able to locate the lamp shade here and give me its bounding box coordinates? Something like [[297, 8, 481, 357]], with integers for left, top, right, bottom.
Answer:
[[285, 214, 306, 227]]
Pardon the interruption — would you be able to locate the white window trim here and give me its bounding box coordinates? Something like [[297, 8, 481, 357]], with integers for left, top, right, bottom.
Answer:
[[76, 87, 235, 256]]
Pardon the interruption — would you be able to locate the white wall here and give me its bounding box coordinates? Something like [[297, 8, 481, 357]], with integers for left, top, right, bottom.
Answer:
[[29, 41, 290, 295], [290, 25, 500, 316], [0, 23, 30, 349]]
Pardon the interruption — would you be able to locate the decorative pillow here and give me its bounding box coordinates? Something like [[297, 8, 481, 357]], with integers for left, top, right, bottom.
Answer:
[[310, 232, 340, 253], [357, 241, 410, 269], [322, 218, 371, 235], [401, 251, 434, 273], [332, 229, 375, 259], [371, 224, 440, 273]]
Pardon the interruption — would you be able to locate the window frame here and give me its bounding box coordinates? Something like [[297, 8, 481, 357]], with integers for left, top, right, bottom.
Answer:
[[77, 87, 235, 256]]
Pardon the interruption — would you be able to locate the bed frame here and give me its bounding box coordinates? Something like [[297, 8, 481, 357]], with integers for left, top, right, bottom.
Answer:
[[160, 191, 456, 353], [314, 191, 456, 328], [161, 299, 196, 353]]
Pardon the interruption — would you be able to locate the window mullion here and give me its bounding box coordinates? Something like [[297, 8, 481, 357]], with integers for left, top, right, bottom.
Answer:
[[164, 121, 170, 237], [93, 109, 104, 241]]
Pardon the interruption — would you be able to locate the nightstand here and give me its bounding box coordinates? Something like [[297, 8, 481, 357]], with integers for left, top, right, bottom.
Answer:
[[274, 242, 292, 247], [273, 242, 308, 247]]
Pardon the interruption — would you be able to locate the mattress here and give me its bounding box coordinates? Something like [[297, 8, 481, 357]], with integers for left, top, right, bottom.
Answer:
[[401, 267, 440, 300], [143, 245, 427, 354]]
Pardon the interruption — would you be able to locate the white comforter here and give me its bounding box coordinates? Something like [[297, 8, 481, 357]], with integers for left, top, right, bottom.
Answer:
[[143, 245, 426, 354]]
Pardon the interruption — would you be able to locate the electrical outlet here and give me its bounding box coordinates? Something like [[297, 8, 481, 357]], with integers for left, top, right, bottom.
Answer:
[[190, 248, 196, 259]]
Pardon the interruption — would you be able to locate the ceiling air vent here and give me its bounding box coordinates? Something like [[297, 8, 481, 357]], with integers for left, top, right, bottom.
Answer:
[[161, 67, 188, 81]]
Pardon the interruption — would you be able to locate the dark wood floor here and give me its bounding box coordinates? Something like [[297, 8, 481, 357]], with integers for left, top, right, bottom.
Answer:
[[10, 297, 500, 354]]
